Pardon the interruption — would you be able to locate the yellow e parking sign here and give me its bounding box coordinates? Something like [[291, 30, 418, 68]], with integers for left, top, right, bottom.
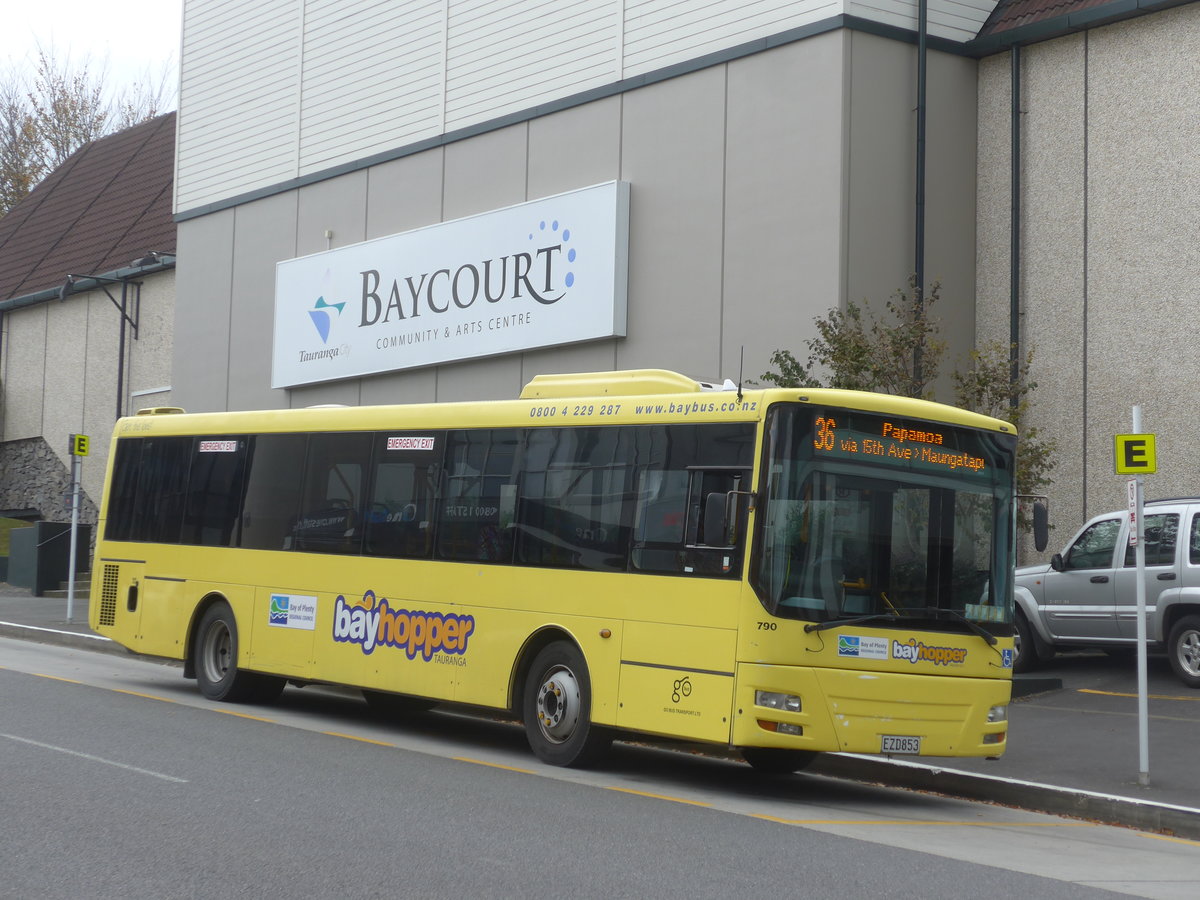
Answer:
[[69, 434, 89, 457], [1114, 433, 1156, 474]]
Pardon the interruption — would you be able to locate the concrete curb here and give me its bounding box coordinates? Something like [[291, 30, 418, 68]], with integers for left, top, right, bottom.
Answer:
[[811, 753, 1200, 840]]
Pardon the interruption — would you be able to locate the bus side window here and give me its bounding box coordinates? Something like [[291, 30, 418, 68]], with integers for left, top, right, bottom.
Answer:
[[293, 432, 372, 555], [106, 436, 191, 544], [363, 436, 439, 560], [239, 434, 306, 551], [437, 429, 518, 563], [182, 437, 247, 547], [515, 426, 634, 572]]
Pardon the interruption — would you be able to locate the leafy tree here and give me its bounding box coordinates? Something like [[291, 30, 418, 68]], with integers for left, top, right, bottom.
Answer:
[[758, 277, 945, 400], [1, 46, 170, 216], [759, 278, 1055, 505]]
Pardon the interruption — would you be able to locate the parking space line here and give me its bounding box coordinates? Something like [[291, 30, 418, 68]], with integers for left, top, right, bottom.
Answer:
[[0, 731, 188, 783]]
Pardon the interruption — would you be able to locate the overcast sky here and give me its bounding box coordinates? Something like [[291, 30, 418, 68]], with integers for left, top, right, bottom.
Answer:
[[7, 0, 184, 106]]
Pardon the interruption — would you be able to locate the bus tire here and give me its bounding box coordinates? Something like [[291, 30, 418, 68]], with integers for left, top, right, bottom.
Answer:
[[522, 641, 611, 768], [1167, 615, 1200, 688], [1013, 613, 1040, 674], [194, 602, 264, 703], [741, 748, 818, 775]]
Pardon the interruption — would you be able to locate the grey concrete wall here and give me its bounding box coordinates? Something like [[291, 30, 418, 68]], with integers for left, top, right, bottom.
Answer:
[[977, 5, 1200, 557], [174, 28, 978, 421]]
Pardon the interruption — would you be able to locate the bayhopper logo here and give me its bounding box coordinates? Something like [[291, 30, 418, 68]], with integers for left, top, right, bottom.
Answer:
[[308, 295, 346, 344]]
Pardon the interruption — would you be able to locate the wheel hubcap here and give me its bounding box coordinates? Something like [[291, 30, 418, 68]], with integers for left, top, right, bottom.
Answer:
[[535, 665, 581, 744], [1180, 630, 1200, 677], [201, 621, 232, 683]]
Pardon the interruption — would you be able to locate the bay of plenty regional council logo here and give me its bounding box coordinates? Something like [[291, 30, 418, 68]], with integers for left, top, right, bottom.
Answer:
[[308, 295, 346, 343]]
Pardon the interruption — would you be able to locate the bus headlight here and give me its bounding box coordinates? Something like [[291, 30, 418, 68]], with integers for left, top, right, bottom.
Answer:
[[987, 705, 1007, 723], [756, 691, 801, 713]]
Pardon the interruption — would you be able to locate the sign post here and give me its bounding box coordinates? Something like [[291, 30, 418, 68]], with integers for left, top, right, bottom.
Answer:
[[1115, 414, 1155, 785], [66, 434, 89, 624]]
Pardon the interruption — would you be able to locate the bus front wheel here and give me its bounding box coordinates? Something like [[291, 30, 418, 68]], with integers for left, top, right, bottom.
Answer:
[[194, 602, 282, 703], [522, 641, 611, 768]]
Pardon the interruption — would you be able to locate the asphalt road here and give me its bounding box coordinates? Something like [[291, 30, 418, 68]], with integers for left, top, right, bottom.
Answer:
[[3, 638, 1198, 899]]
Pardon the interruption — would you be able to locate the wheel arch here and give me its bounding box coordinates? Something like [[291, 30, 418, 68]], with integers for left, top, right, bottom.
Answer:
[[1014, 584, 1055, 647], [1160, 600, 1200, 646], [182, 592, 233, 679], [508, 626, 581, 718]]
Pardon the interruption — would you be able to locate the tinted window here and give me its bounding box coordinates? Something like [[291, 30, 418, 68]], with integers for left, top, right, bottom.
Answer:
[[437, 429, 519, 562], [105, 436, 190, 543], [1065, 519, 1121, 570], [240, 434, 307, 551], [182, 438, 247, 547], [293, 432, 373, 555], [1124, 513, 1178, 567], [517, 427, 635, 572], [363, 433, 441, 559], [631, 424, 755, 575]]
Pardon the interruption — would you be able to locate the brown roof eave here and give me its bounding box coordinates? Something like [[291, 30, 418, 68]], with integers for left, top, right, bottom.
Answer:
[[966, 0, 1193, 55]]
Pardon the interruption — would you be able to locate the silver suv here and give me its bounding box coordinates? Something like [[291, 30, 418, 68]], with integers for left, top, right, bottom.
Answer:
[[1014, 498, 1200, 687]]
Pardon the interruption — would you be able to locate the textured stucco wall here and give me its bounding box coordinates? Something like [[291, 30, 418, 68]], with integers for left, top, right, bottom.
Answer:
[[977, 5, 1200, 557], [0, 269, 174, 523]]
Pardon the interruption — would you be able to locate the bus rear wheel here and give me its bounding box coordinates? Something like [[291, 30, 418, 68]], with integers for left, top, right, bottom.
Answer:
[[741, 748, 818, 775], [194, 602, 283, 702], [522, 641, 611, 768]]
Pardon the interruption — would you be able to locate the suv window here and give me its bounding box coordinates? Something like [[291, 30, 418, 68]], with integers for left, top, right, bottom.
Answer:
[[1123, 513, 1178, 567], [1064, 518, 1121, 570]]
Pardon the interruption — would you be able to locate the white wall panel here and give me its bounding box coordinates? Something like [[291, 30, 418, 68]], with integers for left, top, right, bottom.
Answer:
[[176, 0, 301, 210], [298, 0, 445, 173], [177, 0, 998, 213], [622, 0, 837, 76], [444, 0, 620, 129]]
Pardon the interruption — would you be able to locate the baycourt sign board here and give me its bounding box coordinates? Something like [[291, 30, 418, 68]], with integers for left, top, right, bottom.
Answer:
[[273, 181, 630, 388]]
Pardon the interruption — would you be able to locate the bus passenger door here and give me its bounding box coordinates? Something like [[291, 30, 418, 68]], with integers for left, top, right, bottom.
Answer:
[[618, 465, 746, 743]]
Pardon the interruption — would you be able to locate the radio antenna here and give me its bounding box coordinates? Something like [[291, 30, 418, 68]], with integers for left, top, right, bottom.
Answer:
[[737, 346, 744, 403]]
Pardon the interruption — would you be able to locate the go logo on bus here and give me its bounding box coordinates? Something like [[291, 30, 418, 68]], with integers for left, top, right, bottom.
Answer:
[[333, 589, 475, 659]]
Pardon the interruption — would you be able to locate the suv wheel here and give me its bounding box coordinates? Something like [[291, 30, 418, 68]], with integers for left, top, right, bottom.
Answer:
[[1167, 615, 1200, 688]]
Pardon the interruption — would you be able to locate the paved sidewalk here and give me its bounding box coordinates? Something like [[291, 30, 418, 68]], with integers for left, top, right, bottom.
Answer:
[[3, 584, 1199, 838]]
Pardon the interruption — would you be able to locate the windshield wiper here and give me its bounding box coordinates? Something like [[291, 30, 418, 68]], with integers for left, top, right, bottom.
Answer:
[[803, 614, 901, 634], [902, 607, 998, 646]]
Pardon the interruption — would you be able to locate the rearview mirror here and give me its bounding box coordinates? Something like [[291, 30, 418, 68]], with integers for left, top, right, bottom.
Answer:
[[1033, 500, 1049, 553]]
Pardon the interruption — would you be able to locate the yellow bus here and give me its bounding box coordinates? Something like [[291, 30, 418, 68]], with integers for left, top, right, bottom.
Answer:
[[90, 369, 1018, 770]]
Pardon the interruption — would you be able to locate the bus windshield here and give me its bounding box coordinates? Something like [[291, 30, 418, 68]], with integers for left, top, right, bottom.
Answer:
[[752, 403, 1016, 631]]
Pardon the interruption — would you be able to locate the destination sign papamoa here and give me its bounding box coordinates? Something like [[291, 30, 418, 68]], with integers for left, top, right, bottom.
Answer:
[[812, 414, 987, 473]]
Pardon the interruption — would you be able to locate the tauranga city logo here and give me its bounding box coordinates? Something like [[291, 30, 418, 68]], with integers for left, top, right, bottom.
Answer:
[[308, 295, 346, 344]]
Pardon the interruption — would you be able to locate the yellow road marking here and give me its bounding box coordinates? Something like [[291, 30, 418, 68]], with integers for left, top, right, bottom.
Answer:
[[753, 814, 1096, 828], [322, 730, 395, 747], [33, 673, 82, 685], [113, 689, 176, 702], [606, 787, 712, 807], [1139, 832, 1200, 847], [454, 757, 536, 774], [1079, 688, 1200, 702], [215, 709, 276, 723]]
